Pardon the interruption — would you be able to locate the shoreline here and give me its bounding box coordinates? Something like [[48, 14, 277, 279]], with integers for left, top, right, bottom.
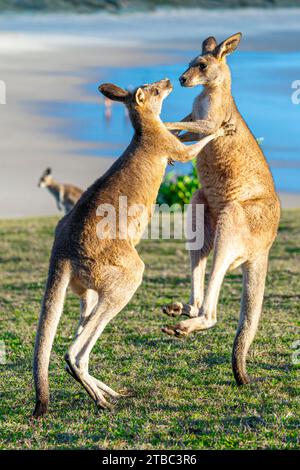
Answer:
[[0, 9, 299, 219], [0, 42, 177, 219]]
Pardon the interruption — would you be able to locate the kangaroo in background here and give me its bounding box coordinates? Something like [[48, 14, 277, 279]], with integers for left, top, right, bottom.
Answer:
[[33, 79, 234, 417], [38, 167, 83, 214], [162, 33, 281, 386]]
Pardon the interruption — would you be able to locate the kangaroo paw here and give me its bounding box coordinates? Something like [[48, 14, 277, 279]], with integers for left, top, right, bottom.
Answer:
[[162, 302, 197, 318], [162, 325, 189, 338], [223, 122, 236, 136]]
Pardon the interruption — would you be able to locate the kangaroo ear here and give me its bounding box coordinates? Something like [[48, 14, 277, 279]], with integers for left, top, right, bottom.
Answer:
[[134, 87, 145, 106], [45, 167, 52, 176], [202, 36, 217, 54], [215, 32, 242, 60], [98, 83, 129, 102]]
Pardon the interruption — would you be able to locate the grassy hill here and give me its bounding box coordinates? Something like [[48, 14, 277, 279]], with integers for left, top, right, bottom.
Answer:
[[0, 210, 299, 449]]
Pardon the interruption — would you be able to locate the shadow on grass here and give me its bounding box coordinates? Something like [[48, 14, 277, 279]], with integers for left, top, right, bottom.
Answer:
[[265, 294, 300, 300], [201, 353, 229, 366], [145, 275, 190, 285], [187, 414, 266, 435]]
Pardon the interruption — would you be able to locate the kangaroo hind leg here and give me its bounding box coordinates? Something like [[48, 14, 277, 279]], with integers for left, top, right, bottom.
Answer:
[[65, 288, 99, 381], [65, 257, 144, 410], [232, 253, 269, 385], [162, 189, 214, 318], [163, 201, 247, 337]]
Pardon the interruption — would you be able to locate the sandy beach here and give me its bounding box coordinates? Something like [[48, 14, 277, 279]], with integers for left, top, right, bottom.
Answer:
[[0, 42, 173, 218], [0, 8, 299, 218]]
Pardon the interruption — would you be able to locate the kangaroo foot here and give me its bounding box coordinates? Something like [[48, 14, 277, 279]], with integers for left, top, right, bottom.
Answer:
[[65, 364, 80, 383], [162, 302, 198, 318], [92, 377, 134, 400], [162, 316, 216, 337], [65, 354, 114, 410]]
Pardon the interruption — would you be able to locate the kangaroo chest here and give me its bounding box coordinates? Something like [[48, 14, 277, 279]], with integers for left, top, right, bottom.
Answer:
[[192, 94, 210, 120]]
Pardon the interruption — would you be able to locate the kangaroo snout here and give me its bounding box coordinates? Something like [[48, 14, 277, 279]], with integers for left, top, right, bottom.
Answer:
[[159, 78, 172, 91], [179, 75, 187, 86]]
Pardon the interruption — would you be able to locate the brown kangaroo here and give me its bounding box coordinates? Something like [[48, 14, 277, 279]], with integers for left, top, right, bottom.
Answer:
[[33, 79, 233, 417], [162, 34, 281, 386], [38, 167, 83, 214]]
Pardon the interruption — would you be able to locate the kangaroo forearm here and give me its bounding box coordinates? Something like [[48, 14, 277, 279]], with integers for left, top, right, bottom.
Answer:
[[165, 120, 219, 135], [168, 114, 194, 137], [184, 133, 218, 160], [174, 133, 217, 163]]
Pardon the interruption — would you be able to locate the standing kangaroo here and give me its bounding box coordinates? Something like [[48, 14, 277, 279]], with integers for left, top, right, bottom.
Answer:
[[38, 167, 83, 214], [33, 79, 233, 417], [162, 34, 281, 386]]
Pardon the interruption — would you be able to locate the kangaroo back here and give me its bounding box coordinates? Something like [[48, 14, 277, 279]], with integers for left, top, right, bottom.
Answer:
[[33, 79, 224, 417], [33, 258, 71, 417]]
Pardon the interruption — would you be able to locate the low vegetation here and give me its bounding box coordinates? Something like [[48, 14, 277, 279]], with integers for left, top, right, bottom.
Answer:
[[0, 210, 299, 449], [158, 161, 199, 208]]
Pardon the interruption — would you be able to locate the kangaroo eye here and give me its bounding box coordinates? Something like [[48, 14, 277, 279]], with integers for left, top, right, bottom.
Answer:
[[199, 63, 207, 70]]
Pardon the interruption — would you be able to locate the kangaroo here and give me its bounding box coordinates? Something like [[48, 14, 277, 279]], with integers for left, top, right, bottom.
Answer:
[[162, 34, 281, 386], [33, 79, 233, 417], [38, 167, 83, 214]]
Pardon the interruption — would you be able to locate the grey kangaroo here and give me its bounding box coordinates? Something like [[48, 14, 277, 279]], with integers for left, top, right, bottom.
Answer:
[[38, 167, 83, 214], [162, 34, 280, 386], [33, 79, 234, 417]]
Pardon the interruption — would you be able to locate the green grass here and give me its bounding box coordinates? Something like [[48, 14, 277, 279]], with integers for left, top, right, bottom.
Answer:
[[0, 211, 299, 449]]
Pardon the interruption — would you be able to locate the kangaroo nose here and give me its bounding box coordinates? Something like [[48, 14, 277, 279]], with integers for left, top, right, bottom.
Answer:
[[179, 75, 187, 86]]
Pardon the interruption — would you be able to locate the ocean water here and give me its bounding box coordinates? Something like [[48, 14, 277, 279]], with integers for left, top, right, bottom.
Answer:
[[41, 50, 300, 193]]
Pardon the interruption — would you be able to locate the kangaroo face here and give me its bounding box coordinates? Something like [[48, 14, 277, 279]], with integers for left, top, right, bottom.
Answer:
[[98, 78, 173, 123], [38, 168, 52, 188], [180, 54, 224, 88], [132, 78, 173, 116], [179, 33, 242, 88]]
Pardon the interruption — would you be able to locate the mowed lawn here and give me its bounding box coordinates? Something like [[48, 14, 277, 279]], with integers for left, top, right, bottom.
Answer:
[[0, 210, 299, 450]]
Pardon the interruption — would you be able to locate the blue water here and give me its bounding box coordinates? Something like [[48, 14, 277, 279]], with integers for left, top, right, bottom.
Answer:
[[40, 51, 300, 193]]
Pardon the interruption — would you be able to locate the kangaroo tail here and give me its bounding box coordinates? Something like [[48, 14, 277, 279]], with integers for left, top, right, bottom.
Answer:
[[232, 256, 268, 386], [33, 259, 71, 417]]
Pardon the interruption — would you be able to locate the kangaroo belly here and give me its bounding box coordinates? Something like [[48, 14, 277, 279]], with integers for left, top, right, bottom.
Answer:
[[196, 132, 277, 216]]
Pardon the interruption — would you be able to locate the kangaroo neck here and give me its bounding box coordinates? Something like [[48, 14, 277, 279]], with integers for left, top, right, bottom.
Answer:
[[113, 114, 168, 204], [204, 73, 232, 98], [95, 111, 168, 199], [130, 108, 164, 137]]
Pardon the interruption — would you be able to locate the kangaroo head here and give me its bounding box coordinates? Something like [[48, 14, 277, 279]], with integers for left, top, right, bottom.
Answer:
[[179, 33, 242, 88], [98, 79, 173, 127], [38, 167, 52, 188]]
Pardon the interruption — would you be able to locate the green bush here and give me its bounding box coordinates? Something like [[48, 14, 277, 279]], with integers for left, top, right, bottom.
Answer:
[[157, 160, 199, 209], [157, 138, 263, 209]]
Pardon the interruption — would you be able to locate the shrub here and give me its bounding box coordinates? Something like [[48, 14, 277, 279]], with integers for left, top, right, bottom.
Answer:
[[157, 160, 199, 209], [157, 138, 263, 209]]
